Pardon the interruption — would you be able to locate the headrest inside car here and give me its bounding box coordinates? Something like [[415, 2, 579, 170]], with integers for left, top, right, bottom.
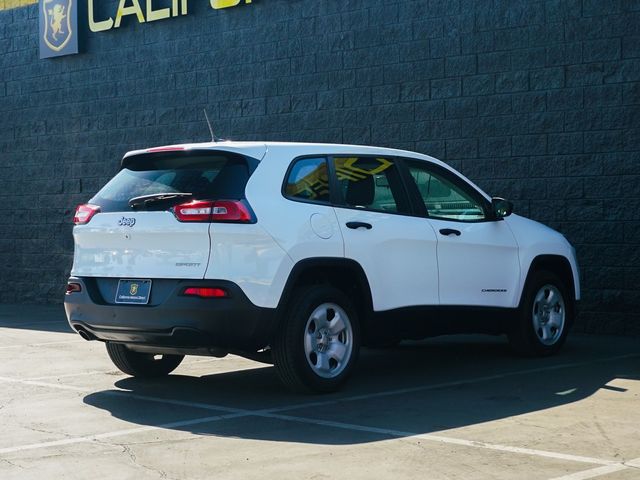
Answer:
[[345, 174, 375, 207]]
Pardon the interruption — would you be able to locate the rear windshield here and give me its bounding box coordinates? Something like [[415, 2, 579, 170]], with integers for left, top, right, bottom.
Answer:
[[90, 151, 257, 212]]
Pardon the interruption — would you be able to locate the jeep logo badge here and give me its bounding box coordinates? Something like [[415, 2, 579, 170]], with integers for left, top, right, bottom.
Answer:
[[118, 217, 136, 227]]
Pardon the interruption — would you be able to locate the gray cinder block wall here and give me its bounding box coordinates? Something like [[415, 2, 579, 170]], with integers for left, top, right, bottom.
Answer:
[[0, 0, 638, 335]]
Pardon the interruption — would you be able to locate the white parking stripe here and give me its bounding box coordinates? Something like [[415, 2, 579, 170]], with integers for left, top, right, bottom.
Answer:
[[260, 413, 617, 467], [0, 393, 624, 468], [547, 461, 638, 480], [0, 413, 246, 455], [0, 340, 80, 350], [27, 371, 115, 381], [0, 352, 638, 466], [3, 352, 637, 398], [103, 390, 247, 414], [0, 376, 89, 392], [266, 353, 640, 413]]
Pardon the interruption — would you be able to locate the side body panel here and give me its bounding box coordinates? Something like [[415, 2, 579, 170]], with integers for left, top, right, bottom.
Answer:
[[429, 218, 521, 308], [204, 223, 294, 309], [505, 214, 581, 301], [334, 208, 440, 311], [231, 147, 344, 308]]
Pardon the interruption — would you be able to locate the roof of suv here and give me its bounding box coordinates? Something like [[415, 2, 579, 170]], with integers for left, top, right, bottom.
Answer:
[[124, 141, 437, 165], [120, 141, 484, 196]]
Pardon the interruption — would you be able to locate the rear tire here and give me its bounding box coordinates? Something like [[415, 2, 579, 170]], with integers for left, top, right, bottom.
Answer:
[[106, 342, 184, 378], [273, 285, 360, 393], [508, 270, 574, 357]]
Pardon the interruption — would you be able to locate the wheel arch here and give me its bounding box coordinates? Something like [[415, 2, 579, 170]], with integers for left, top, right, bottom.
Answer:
[[520, 255, 577, 307], [276, 257, 374, 339]]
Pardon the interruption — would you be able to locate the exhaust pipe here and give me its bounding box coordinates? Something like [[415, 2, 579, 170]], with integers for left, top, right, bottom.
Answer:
[[75, 327, 95, 341]]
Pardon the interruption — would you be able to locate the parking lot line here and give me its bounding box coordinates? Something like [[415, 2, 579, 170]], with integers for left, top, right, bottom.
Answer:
[[0, 340, 80, 350], [0, 412, 246, 455], [0, 388, 624, 470], [2, 352, 637, 398], [104, 390, 247, 414], [1, 352, 638, 469], [547, 460, 638, 480], [260, 412, 618, 467], [264, 353, 640, 414], [0, 375, 89, 392], [26, 370, 113, 381]]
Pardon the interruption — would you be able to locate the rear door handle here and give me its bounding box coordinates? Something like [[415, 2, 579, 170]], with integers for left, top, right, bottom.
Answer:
[[439, 228, 461, 236], [346, 222, 372, 230]]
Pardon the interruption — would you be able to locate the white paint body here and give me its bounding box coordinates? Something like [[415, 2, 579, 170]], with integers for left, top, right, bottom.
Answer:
[[71, 141, 581, 310]]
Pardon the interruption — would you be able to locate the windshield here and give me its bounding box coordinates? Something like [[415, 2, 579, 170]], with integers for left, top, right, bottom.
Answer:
[[90, 152, 255, 212]]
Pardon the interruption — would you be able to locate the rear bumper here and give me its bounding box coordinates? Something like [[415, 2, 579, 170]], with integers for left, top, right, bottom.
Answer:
[[64, 277, 277, 352]]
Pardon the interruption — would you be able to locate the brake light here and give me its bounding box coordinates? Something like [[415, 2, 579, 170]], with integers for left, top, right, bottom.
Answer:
[[73, 204, 100, 225], [65, 283, 82, 294], [172, 200, 253, 223], [183, 287, 228, 298], [146, 146, 186, 153]]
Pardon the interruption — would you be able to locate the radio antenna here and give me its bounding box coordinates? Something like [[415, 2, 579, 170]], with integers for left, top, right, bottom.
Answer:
[[203, 109, 221, 143]]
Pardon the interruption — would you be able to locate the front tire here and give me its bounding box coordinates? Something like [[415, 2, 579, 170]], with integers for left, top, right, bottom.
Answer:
[[106, 342, 184, 378], [273, 285, 360, 393], [508, 270, 574, 357]]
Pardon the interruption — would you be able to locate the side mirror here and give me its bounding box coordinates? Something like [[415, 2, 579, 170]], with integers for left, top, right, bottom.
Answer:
[[492, 197, 513, 219]]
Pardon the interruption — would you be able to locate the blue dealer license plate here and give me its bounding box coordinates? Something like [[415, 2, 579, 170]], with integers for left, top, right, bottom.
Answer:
[[115, 279, 152, 305]]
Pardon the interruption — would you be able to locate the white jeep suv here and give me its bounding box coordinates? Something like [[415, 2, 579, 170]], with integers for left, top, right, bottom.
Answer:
[[64, 142, 580, 392]]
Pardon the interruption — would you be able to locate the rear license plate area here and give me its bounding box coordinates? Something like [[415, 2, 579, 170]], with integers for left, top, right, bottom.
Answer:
[[115, 279, 152, 305]]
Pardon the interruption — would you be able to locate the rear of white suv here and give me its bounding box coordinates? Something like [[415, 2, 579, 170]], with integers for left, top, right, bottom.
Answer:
[[65, 141, 580, 393], [65, 145, 285, 371]]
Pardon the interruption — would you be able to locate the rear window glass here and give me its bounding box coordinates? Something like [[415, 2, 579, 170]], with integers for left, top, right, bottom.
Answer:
[[91, 152, 254, 212]]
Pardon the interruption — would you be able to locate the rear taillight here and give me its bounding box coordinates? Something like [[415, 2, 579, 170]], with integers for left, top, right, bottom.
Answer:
[[65, 283, 82, 294], [73, 204, 100, 225], [172, 200, 253, 223], [183, 287, 228, 298]]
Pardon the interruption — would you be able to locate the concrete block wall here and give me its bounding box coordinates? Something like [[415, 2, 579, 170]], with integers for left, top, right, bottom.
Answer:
[[0, 0, 638, 334]]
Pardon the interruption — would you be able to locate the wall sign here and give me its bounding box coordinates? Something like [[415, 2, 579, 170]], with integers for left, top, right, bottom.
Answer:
[[40, 0, 252, 59], [39, 0, 79, 58], [88, 0, 253, 33]]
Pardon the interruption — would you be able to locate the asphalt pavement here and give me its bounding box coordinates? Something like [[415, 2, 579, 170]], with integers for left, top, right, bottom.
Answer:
[[0, 304, 638, 480]]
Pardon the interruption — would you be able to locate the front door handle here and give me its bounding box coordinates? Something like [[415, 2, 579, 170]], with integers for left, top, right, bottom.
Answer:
[[346, 221, 373, 230], [439, 228, 461, 236]]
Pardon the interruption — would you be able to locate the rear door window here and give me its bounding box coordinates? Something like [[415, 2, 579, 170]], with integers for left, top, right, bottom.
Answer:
[[91, 152, 255, 212], [331, 156, 411, 214]]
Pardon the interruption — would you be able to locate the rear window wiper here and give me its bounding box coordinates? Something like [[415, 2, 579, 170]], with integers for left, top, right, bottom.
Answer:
[[128, 192, 193, 209]]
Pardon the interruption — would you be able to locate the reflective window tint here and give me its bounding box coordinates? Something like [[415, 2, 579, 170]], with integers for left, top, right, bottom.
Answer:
[[285, 157, 330, 202], [407, 161, 486, 221], [332, 156, 410, 214]]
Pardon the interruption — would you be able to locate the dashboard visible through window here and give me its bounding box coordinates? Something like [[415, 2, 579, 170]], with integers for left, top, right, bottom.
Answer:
[[406, 161, 486, 221]]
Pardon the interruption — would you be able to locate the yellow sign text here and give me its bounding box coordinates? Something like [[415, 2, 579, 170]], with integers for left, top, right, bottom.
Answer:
[[88, 0, 251, 33]]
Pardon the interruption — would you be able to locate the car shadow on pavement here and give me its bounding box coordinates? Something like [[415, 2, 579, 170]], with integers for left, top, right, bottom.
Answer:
[[0, 304, 72, 334], [83, 335, 640, 445]]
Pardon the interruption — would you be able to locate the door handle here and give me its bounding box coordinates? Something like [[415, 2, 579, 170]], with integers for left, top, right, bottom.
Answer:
[[346, 221, 372, 230], [439, 228, 461, 236]]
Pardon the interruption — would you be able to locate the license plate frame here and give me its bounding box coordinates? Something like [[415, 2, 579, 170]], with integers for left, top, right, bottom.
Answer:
[[115, 279, 152, 305]]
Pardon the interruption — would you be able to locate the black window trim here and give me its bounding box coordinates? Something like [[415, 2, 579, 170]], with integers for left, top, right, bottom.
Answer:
[[280, 152, 496, 222]]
